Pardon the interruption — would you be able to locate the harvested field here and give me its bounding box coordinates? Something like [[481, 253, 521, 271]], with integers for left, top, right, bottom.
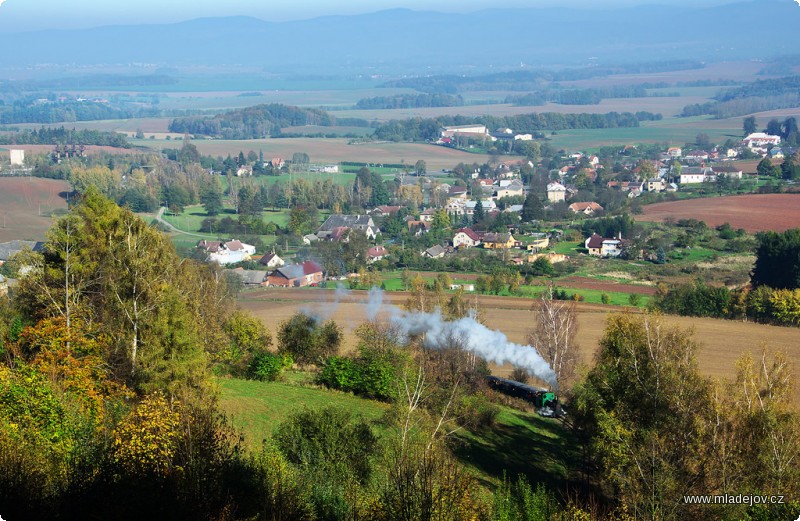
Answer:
[[637, 194, 800, 233], [239, 288, 800, 401], [134, 137, 518, 171], [0, 177, 70, 241]]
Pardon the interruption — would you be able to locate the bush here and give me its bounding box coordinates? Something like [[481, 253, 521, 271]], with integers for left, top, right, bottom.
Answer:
[[317, 356, 361, 392], [248, 352, 292, 382], [457, 394, 500, 431]]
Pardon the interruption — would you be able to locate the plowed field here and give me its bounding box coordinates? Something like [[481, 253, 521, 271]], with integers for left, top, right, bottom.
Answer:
[[637, 194, 800, 232], [0, 177, 70, 241]]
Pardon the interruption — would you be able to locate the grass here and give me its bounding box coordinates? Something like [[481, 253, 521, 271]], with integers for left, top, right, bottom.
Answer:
[[216, 373, 577, 490], [452, 408, 578, 490], [217, 374, 390, 448]]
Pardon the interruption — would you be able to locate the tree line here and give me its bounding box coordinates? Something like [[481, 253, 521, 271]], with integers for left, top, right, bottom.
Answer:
[[0, 126, 131, 147], [168, 103, 337, 139], [354, 93, 464, 109], [373, 111, 656, 142]]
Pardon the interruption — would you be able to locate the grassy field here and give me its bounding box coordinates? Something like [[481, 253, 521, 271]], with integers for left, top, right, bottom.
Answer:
[[216, 374, 576, 489], [0, 177, 70, 242], [217, 375, 390, 448]]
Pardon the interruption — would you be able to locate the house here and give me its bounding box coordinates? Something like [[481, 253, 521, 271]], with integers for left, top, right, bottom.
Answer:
[[199, 239, 257, 265], [422, 245, 446, 259], [445, 200, 466, 216], [667, 147, 682, 158], [317, 215, 379, 240], [419, 208, 437, 223], [684, 150, 709, 163], [742, 133, 781, 149], [568, 202, 604, 216], [267, 261, 324, 287], [259, 252, 285, 269], [448, 186, 468, 200], [223, 268, 268, 286], [371, 205, 402, 217], [679, 166, 713, 184], [452, 228, 482, 249], [711, 165, 743, 179], [269, 157, 286, 169], [0, 240, 44, 265], [302, 234, 318, 245], [496, 180, 524, 199], [769, 148, 784, 159], [546, 182, 567, 203], [483, 232, 515, 249], [406, 220, 431, 236], [367, 246, 388, 264], [465, 199, 497, 215], [645, 178, 665, 192], [236, 165, 253, 177], [584, 234, 622, 258]]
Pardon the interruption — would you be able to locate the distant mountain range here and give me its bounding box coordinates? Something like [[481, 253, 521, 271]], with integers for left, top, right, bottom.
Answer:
[[1, 1, 799, 73]]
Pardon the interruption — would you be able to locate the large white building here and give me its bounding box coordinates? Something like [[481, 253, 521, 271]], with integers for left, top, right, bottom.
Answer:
[[546, 182, 566, 203], [9, 149, 25, 166], [742, 132, 781, 149], [440, 125, 490, 139]]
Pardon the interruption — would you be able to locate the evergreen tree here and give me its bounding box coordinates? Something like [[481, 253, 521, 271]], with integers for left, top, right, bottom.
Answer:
[[521, 192, 544, 222], [472, 199, 485, 226]]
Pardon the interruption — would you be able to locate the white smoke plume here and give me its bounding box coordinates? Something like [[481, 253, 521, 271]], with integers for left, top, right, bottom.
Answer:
[[367, 287, 557, 388], [301, 283, 351, 323]]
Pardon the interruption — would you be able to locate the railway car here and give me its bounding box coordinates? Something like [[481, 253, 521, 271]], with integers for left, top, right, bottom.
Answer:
[[486, 375, 561, 416]]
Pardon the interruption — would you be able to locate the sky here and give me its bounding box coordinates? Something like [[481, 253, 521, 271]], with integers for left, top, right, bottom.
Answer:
[[0, 0, 759, 32]]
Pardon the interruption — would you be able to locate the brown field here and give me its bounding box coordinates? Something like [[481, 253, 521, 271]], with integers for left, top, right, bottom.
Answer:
[[637, 194, 800, 233], [135, 137, 518, 171], [239, 288, 800, 400], [0, 177, 70, 242]]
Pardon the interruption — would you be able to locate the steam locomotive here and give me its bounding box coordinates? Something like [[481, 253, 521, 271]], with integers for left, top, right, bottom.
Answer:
[[485, 375, 563, 417]]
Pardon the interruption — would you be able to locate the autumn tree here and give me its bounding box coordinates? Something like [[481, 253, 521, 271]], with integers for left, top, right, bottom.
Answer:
[[571, 313, 713, 520], [527, 286, 578, 389]]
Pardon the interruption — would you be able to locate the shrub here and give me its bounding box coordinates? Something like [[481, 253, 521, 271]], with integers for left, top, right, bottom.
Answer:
[[248, 352, 292, 382], [457, 394, 500, 431], [317, 356, 361, 392]]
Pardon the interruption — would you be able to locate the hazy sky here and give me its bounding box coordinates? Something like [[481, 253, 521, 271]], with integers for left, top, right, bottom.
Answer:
[[0, 0, 752, 32]]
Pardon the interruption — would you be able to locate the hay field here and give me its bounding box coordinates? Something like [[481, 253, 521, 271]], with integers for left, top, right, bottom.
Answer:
[[238, 288, 800, 399], [637, 194, 800, 233], [0, 177, 70, 242], [134, 137, 517, 171]]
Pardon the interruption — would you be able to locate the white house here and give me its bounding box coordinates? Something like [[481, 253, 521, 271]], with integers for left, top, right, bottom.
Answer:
[[199, 239, 256, 265], [452, 228, 482, 248], [496, 180, 524, 199], [679, 166, 713, 184], [546, 182, 567, 203]]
